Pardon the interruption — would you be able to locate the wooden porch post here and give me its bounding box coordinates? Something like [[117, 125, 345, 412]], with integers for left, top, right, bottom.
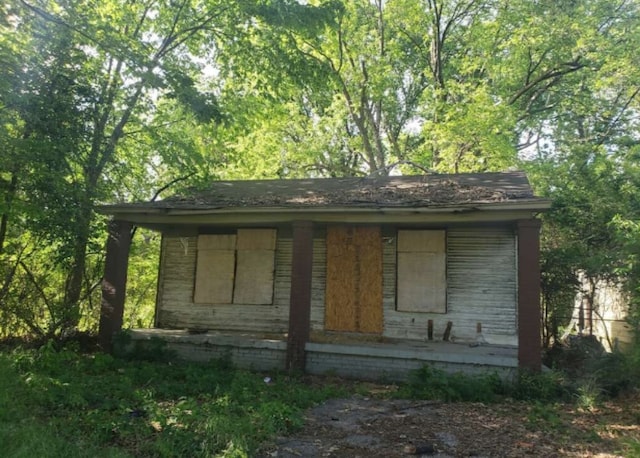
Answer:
[[98, 219, 133, 351], [517, 219, 542, 371], [286, 221, 314, 372]]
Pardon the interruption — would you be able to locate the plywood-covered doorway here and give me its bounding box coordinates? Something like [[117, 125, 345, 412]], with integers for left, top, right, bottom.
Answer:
[[325, 226, 383, 333]]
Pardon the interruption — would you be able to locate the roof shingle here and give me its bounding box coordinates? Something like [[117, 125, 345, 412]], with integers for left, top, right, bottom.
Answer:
[[100, 172, 543, 211]]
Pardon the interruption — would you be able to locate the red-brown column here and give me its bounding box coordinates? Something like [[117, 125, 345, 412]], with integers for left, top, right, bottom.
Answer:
[[517, 219, 542, 371], [286, 221, 314, 372], [98, 219, 133, 351]]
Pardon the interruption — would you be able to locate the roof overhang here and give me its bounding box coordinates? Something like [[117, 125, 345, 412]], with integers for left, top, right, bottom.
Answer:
[[97, 199, 552, 231]]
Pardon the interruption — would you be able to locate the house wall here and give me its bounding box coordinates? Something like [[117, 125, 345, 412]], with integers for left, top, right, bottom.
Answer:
[[392, 227, 517, 346], [156, 235, 292, 333], [156, 226, 517, 346], [309, 226, 517, 346]]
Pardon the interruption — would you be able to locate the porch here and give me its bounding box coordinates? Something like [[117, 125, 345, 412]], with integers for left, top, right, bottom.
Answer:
[[127, 328, 518, 381]]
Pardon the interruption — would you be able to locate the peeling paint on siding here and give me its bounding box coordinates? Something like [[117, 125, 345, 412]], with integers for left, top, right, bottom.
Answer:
[[156, 226, 517, 346]]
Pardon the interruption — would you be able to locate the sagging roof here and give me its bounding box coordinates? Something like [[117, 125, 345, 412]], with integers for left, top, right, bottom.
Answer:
[[98, 171, 549, 214]]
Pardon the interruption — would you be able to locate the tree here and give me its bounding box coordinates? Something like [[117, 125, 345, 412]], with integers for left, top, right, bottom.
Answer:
[[520, 0, 640, 342], [0, 0, 343, 337], [0, 0, 239, 335], [219, 0, 622, 176], [1, 0, 639, 343]]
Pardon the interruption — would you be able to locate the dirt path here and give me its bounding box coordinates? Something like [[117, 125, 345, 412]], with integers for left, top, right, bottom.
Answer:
[[262, 395, 638, 457]]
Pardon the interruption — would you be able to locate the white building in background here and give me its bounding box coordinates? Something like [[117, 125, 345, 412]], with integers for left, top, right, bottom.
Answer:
[[564, 271, 634, 352]]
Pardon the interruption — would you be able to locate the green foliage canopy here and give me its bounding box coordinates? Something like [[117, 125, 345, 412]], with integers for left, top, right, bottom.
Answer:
[[0, 0, 638, 343]]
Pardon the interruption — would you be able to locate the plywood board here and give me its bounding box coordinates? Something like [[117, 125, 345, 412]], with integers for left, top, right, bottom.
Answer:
[[197, 234, 236, 251], [157, 236, 291, 333], [397, 252, 446, 313], [397, 230, 445, 252], [236, 229, 276, 250], [356, 227, 383, 333], [325, 226, 382, 333], [233, 250, 275, 304], [325, 227, 357, 331], [193, 249, 235, 304]]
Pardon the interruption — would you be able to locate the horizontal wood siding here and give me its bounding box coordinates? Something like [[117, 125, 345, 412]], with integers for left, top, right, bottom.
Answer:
[[156, 236, 290, 332], [310, 238, 327, 331], [156, 227, 517, 346], [384, 227, 517, 345]]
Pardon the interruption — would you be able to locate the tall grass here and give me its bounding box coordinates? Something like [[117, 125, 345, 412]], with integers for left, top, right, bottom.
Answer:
[[3, 338, 640, 457], [0, 343, 346, 457]]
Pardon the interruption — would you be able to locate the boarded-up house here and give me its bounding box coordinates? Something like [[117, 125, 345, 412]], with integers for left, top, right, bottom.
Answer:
[[97, 172, 551, 380]]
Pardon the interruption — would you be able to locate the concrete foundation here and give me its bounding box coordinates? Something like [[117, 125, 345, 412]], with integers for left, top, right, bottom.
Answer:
[[129, 329, 518, 381]]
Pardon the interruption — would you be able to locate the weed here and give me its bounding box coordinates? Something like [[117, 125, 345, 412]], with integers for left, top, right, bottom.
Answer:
[[545, 336, 640, 400], [395, 365, 504, 402], [622, 438, 640, 457], [526, 402, 563, 430], [507, 369, 570, 402], [394, 364, 579, 405], [112, 330, 176, 362], [0, 347, 349, 457], [587, 350, 638, 397], [574, 377, 602, 410]]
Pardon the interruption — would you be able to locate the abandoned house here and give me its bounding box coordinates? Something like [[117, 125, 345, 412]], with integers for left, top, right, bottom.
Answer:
[[97, 171, 551, 380]]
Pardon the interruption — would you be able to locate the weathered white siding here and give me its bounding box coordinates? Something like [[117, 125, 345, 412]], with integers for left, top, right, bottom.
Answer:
[[383, 227, 517, 345], [447, 227, 517, 344], [310, 238, 327, 331], [156, 226, 517, 346], [156, 235, 291, 333]]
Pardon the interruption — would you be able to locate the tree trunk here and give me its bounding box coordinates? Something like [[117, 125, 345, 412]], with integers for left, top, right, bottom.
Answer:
[[62, 196, 93, 331], [0, 172, 18, 255]]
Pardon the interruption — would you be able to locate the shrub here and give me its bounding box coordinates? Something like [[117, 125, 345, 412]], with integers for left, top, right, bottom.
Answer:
[[545, 335, 640, 400], [1, 346, 350, 457], [507, 369, 570, 402], [397, 365, 504, 402], [396, 364, 578, 404], [112, 330, 176, 362]]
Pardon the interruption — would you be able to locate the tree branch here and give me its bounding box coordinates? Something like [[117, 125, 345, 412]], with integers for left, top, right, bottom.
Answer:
[[130, 172, 196, 240], [509, 60, 586, 105]]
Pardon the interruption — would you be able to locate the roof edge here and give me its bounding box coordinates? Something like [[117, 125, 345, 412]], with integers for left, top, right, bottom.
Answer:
[[97, 198, 552, 217]]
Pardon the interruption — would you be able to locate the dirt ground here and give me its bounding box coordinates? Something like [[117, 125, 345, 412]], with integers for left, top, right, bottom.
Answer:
[[262, 391, 640, 458]]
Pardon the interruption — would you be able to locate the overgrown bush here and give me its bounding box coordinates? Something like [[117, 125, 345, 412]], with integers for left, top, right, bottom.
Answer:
[[507, 369, 570, 402], [581, 347, 640, 397], [396, 365, 505, 402], [545, 335, 640, 399], [398, 364, 574, 404]]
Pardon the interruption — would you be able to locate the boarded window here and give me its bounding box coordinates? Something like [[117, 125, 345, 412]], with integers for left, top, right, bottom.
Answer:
[[325, 226, 383, 333], [194, 229, 276, 305], [233, 229, 276, 305], [194, 234, 236, 304], [396, 230, 446, 313]]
